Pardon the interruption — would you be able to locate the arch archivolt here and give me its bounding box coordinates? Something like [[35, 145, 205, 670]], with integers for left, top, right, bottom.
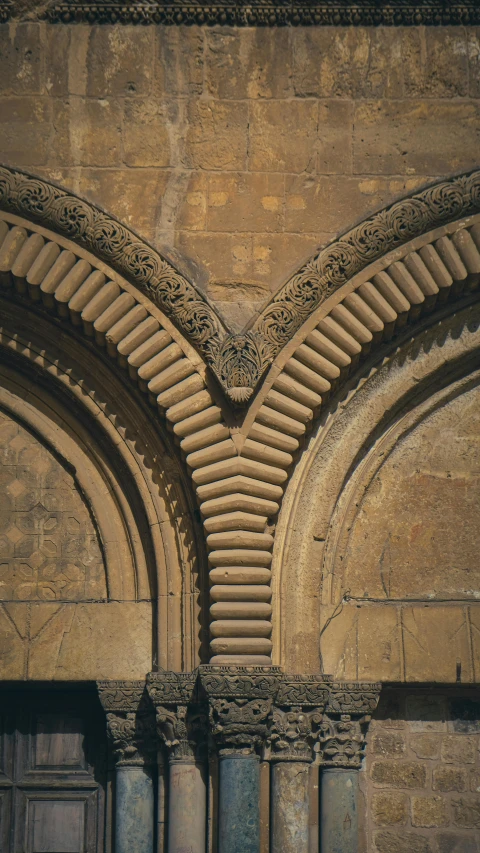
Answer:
[[271, 301, 480, 680], [2, 168, 480, 670]]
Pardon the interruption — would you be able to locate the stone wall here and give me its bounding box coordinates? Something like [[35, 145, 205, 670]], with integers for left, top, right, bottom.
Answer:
[[1, 24, 479, 327], [362, 689, 480, 853]]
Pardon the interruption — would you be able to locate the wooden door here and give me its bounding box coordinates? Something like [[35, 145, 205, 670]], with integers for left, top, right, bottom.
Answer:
[[0, 688, 107, 853]]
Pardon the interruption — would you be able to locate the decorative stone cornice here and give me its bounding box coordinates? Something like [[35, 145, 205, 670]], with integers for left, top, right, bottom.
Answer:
[[97, 680, 157, 767], [318, 682, 382, 769], [6, 0, 478, 26], [199, 665, 281, 756], [2, 165, 480, 407]]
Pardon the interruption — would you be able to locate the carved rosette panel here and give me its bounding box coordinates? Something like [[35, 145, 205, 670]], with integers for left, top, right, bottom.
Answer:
[[98, 680, 157, 767], [318, 682, 382, 769], [270, 676, 331, 762], [200, 665, 281, 756]]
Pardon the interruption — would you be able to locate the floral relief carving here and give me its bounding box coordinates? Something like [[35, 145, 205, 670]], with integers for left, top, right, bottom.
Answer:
[[2, 165, 479, 404]]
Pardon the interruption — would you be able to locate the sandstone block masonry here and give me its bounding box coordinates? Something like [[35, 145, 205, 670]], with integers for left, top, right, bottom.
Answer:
[[363, 689, 480, 853], [0, 24, 479, 327]]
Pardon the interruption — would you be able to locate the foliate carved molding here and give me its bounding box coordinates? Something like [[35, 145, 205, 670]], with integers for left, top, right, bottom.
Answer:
[[2, 167, 477, 404], [318, 682, 382, 769], [97, 680, 157, 766], [253, 170, 480, 352], [270, 675, 331, 762], [22, 0, 480, 26], [199, 665, 281, 756], [0, 165, 226, 363]]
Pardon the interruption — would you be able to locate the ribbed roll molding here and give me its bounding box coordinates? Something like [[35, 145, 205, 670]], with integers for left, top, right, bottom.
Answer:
[[2, 215, 480, 666]]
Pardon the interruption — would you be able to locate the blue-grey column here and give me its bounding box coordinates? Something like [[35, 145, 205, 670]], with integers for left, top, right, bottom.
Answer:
[[320, 768, 358, 853], [116, 765, 155, 853], [218, 755, 260, 853]]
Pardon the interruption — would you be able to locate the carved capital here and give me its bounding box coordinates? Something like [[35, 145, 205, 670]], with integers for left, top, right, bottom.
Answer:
[[317, 682, 381, 769], [270, 674, 331, 762], [146, 670, 206, 763], [200, 665, 281, 756], [97, 680, 156, 767]]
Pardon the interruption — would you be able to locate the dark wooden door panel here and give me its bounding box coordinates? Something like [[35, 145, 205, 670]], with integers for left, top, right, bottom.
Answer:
[[0, 689, 106, 853], [0, 787, 12, 852], [14, 789, 98, 853]]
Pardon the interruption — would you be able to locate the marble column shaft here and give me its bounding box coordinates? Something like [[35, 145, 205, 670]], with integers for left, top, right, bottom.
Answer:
[[97, 681, 156, 853]]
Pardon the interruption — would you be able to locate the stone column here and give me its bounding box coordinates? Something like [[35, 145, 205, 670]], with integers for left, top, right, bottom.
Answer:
[[318, 682, 381, 853], [200, 664, 281, 853], [97, 681, 156, 853], [269, 676, 330, 853], [147, 670, 207, 853]]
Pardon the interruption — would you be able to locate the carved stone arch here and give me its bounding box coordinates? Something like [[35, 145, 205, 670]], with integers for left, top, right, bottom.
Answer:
[[217, 194, 480, 666], [0, 179, 237, 674], [273, 300, 480, 681], [4, 165, 480, 670]]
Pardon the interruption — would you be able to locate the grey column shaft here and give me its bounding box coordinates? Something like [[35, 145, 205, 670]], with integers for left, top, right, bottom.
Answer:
[[115, 766, 154, 853], [320, 768, 358, 853], [168, 761, 207, 853], [218, 755, 260, 853], [271, 761, 310, 853]]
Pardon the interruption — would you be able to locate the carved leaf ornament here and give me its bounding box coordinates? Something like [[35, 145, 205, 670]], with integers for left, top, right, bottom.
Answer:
[[1, 165, 480, 405]]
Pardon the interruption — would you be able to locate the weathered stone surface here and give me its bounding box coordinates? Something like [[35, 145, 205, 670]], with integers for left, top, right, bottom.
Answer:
[[452, 798, 480, 828], [371, 761, 427, 789], [184, 100, 248, 170], [433, 766, 467, 793], [435, 832, 478, 853], [371, 732, 406, 758], [372, 792, 408, 826], [206, 28, 292, 100], [87, 26, 155, 96], [292, 28, 404, 99], [123, 100, 171, 168], [373, 830, 432, 853], [0, 97, 51, 166], [441, 736, 477, 765], [401, 28, 468, 97], [410, 734, 441, 761], [249, 101, 317, 173], [206, 173, 284, 233], [354, 101, 480, 176], [0, 23, 41, 95], [412, 796, 449, 828], [156, 27, 204, 97]]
